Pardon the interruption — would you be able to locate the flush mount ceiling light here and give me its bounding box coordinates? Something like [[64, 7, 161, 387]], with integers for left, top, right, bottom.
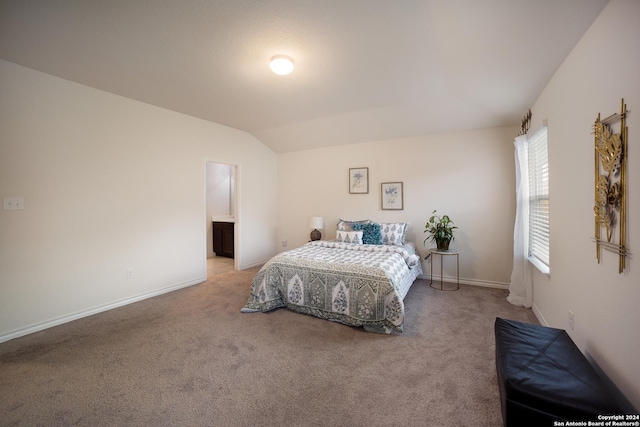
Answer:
[[270, 55, 294, 75]]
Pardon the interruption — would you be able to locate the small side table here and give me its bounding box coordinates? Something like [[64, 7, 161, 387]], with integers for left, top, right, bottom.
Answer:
[[428, 249, 460, 291]]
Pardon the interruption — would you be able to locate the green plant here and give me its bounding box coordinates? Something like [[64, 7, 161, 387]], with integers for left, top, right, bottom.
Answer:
[[424, 210, 458, 249]]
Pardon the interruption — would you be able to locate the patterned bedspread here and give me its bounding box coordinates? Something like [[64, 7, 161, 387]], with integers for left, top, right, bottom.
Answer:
[[241, 241, 421, 332]]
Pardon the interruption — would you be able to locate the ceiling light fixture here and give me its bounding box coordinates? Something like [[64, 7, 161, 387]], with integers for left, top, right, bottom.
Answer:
[[270, 55, 294, 75]]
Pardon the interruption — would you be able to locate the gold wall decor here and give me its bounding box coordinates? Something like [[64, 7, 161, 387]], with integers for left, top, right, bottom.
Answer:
[[593, 99, 630, 273]]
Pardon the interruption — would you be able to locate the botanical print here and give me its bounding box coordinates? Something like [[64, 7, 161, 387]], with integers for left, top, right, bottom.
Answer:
[[349, 167, 368, 194], [384, 185, 398, 204], [288, 274, 303, 305], [385, 295, 402, 323], [332, 282, 348, 313], [310, 282, 324, 308], [381, 182, 403, 210], [357, 290, 374, 319]]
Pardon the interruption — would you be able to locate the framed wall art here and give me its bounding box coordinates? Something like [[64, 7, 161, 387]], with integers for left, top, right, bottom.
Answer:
[[381, 182, 403, 210], [349, 167, 369, 194], [593, 99, 630, 273]]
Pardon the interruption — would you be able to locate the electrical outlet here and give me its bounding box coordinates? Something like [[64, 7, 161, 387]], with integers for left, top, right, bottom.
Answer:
[[3, 197, 24, 210], [127, 268, 134, 279], [568, 310, 574, 330], [282, 240, 287, 247]]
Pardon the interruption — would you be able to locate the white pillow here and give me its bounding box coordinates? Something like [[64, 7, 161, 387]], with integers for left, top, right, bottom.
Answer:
[[336, 230, 364, 244], [380, 222, 408, 246], [336, 218, 370, 231]]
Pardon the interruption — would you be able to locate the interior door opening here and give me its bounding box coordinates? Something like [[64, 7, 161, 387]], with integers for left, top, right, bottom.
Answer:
[[206, 161, 237, 277]]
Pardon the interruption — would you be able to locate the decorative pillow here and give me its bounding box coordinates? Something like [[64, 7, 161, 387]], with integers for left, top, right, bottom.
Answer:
[[353, 222, 382, 245], [336, 230, 364, 245], [336, 218, 370, 231], [380, 222, 408, 246]]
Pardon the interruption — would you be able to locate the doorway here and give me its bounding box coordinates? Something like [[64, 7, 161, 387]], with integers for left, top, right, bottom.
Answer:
[[206, 161, 237, 278]]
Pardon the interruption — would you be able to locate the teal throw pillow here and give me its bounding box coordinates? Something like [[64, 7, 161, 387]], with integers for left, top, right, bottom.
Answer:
[[353, 222, 382, 245]]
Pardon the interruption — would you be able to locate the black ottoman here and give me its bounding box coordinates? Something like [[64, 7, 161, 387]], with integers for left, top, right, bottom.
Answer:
[[494, 317, 622, 426]]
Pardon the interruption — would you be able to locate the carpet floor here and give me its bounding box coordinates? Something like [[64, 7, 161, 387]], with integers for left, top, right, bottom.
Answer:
[[0, 268, 537, 426]]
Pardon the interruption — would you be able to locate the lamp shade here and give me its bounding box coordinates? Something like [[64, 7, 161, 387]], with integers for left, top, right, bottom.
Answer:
[[309, 216, 324, 230]]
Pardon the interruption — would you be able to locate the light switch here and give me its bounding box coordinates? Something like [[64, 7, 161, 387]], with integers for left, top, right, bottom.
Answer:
[[3, 197, 24, 210]]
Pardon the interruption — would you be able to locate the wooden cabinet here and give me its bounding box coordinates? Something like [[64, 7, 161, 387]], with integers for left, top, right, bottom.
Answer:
[[213, 222, 234, 258]]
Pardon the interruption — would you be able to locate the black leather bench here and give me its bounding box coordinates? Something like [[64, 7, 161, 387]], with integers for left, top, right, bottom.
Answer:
[[494, 317, 623, 426]]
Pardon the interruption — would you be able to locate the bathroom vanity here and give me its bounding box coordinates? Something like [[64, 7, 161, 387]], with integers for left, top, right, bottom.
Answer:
[[212, 217, 234, 258]]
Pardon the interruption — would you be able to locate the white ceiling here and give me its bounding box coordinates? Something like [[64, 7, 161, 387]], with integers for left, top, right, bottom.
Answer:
[[0, 0, 609, 153]]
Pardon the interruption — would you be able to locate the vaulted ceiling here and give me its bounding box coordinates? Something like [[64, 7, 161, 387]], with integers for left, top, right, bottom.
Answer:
[[0, 0, 609, 152]]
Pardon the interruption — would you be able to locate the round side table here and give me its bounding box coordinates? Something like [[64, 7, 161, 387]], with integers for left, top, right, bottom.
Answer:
[[428, 249, 460, 291]]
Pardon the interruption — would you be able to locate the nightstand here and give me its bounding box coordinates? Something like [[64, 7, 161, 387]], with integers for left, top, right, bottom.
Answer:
[[428, 249, 459, 291]]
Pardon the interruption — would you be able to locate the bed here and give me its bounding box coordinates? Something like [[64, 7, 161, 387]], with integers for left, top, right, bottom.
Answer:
[[241, 220, 423, 333]]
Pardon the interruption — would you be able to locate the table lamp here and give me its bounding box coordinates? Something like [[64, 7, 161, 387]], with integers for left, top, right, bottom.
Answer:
[[309, 216, 324, 241]]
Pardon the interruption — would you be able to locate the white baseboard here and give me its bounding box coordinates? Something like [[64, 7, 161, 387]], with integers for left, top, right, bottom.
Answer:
[[239, 258, 269, 270], [0, 276, 205, 344], [418, 274, 509, 289], [532, 303, 548, 326]]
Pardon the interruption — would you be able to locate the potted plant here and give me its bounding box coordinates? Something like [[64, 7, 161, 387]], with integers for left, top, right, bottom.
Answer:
[[424, 210, 458, 251]]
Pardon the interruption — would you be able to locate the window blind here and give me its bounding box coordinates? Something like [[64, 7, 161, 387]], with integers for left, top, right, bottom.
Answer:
[[527, 128, 549, 267]]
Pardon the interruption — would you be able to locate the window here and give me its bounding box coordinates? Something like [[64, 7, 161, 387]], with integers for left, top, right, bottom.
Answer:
[[527, 127, 549, 269]]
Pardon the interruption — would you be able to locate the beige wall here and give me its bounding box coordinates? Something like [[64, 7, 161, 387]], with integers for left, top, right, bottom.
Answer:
[[530, 0, 640, 410], [0, 60, 278, 340], [277, 125, 519, 287]]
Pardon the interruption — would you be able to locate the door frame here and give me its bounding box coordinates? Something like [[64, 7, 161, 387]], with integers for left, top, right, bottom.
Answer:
[[204, 159, 239, 272]]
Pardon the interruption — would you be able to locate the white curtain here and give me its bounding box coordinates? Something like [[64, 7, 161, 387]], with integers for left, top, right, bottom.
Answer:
[[507, 135, 533, 308]]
